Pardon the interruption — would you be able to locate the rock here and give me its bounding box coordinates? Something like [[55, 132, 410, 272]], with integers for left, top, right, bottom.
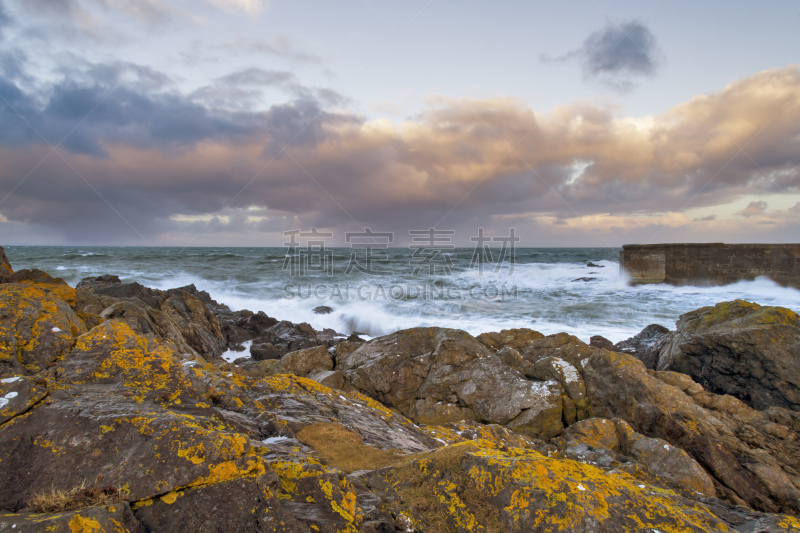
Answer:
[[628, 435, 717, 497], [0, 374, 48, 425], [457, 443, 731, 532], [333, 340, 362, 360], [132, 474, 308, 533], [313, 306, 333, 315], [262, 320, 319, 355], [3, 262, 800, 529], [586, 261, 604, 267], [229, 343, 246, 352], [589, 335, 615, 351], [476, 327, 544, 351], [657, 300, 800, 411], [75, 274, 121, 291], [581, 343, 800, 515], [562, 417, 620, 451], [307, 369, 345, 390], [0, 246, 12, 275], [1, 268, 68, 286], [0, 503, 144, 532], [75, 277, 226, 360], [278, 345, 333, 377], [571, 277, 597, 282], [614, 323, 670, 369], [408, 397, 476, 425], [339, 327, 565, 438], [250, 342, 281, 361], [0, 282, 87, 375]]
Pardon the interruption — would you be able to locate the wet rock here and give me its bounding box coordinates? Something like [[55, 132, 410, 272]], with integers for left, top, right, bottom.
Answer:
[[586, 261, 604, 267], [263, 320, 320, 355], [313, 306, 333, 314], [614, 323, 670, 369], [657, 300, 800, 411], [571, 277, 597, 282]]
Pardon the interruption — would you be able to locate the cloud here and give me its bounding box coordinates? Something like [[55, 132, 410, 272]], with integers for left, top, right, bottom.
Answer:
[[207, 0, 268, 16], [1, 65, 799, 245], [220, 36, 322, 64], [544, 21, 663, 91], [737, 200, 768, 217], [694, 214, 717, 221]]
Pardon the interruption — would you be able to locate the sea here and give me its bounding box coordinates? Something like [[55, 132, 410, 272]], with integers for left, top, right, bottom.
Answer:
[[5, 246, 800, 344]]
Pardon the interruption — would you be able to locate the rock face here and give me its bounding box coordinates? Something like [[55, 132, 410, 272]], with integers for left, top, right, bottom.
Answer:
[[75, 275, 226, 359], [657, 300, 800, 411], [0, 247, 13, 275], [2, 248, 800, 532], [338, 327, 564, 439]]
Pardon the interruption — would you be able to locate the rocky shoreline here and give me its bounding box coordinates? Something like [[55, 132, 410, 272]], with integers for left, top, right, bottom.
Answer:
[[1, 246, 799, 532]]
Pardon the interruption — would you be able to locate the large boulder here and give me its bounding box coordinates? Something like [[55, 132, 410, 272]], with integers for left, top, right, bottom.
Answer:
[[581, 342, 800, 515], [657, 300, 800, 411], [0, 282, 87, 375], [276, 345, 334, 377], [339, 327, 565, 439], [75, 276, 226, 360]]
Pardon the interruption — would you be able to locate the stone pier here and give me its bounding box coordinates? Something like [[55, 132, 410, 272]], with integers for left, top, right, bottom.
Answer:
[[620, 243, 800, 288]]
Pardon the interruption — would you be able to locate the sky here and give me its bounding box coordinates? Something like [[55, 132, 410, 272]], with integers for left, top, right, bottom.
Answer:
[[0, 0, 799, 247]]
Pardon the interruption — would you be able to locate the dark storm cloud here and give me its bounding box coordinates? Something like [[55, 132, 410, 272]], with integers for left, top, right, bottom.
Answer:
[[544, 21, 663, 91], [0, 62, 347, 157], [583, 22, 660, 76]]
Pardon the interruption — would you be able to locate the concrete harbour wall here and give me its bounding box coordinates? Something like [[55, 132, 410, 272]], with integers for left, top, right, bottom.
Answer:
[[620, 243, 800, 288]]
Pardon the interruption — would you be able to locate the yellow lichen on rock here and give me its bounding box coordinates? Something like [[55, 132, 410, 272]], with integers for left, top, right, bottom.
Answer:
[[67, 514, 103, 533]]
